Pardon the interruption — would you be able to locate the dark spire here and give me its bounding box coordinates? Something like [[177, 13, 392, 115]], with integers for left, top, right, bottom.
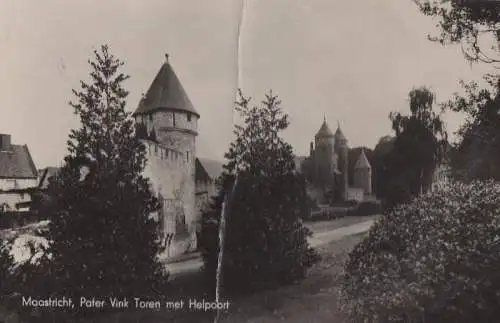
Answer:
[[133, 55, 199, 117]]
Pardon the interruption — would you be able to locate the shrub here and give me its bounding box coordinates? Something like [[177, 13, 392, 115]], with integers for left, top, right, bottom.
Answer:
[[339, 180, 500, 323], [0, 237, 14, 296], [200, 174, 320, 296]]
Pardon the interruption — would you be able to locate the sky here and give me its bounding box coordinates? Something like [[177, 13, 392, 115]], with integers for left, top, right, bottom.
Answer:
[[0, 0, 493, 169]]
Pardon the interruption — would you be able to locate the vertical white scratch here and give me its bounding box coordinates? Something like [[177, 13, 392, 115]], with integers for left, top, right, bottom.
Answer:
[[214, 176, 238, 322], [237, 0, 247, 90], [214, 2, 246, 321], [232, 0, 247, 128]]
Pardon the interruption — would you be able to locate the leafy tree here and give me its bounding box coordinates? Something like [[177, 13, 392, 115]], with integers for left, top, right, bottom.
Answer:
[[418, 0, 500, 65], [387, 87, 448, 203], [199, 90, 319, 295], [417, 1, 500, 181], [33, 45, 167, 301], [370, 136, 395, 200], [444, 78, 500, 181]]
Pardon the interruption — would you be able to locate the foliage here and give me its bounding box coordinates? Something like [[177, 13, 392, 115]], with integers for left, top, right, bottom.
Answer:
[[339, 180, 500, 323], [0, 237, 14, 296], [443, 77, 500, 181], [386, 87, 448, 205], [28, 45, 167, 302], [418, 0, 500, 65], [199, 89, 319, 295], [371, 136, 395, 201]]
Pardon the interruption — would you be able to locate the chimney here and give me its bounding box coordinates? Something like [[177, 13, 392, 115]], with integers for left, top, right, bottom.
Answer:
[[0, 134, 11, 151]]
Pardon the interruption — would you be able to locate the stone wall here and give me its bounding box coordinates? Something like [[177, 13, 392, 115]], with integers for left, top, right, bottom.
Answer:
[[141, 140, 196, 235]]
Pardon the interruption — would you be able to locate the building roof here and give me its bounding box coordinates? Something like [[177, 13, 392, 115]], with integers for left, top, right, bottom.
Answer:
[[133, 57, 199, 117], [0, 144, 38, 179], [354, 149, 371, 169], [334, 124, 347, 142], [315, 120, 334, 138], [196, 158, 224, 182], [38, 167, 60, 189]]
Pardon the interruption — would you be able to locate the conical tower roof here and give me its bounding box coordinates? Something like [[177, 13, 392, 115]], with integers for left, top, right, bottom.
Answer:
[[133, 55, 199, 117], [334, 122, 347, 142], [355, 148, 371, 169], [315, 116, 334, 138]]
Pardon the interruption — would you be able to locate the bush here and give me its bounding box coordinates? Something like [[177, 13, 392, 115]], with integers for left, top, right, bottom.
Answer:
[[339, 180, 500, 323], [200, 174, 320, 296], [0, 237, 14, 296]]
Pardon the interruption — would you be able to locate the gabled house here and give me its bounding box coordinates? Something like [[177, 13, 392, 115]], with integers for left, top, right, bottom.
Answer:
[[0, 134, 39, 212]]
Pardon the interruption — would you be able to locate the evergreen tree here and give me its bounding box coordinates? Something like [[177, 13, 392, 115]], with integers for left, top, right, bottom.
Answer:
[[34, 45, 167, 301], [199, 90, 319, 295]]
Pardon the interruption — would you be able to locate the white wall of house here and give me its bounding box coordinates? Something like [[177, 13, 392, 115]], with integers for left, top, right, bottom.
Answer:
[[0, 191, 32, 211], [0, 178, 37, 191]]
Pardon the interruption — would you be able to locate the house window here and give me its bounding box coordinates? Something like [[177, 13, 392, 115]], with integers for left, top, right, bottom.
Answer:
[[149, 114, 153, 121], [187, 113, 192, 122]]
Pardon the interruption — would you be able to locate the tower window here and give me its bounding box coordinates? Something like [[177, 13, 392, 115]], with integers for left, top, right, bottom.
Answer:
[[187, 113, 192, 122], [186, 151, 190, 161], [149, 114, 153, 121], [172, 112, 176, 127]]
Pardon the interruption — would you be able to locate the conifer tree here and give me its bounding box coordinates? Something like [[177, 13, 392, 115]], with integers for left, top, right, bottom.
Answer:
[[35, 45, 167, 300], [200, 90, 319, 295]]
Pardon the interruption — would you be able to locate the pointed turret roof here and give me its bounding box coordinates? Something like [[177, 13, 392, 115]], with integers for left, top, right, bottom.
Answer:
[[334, 121, 347, 142], [133, 54, 199, 117], [355, 148, 371, 169], [315, 116, 334, 138]]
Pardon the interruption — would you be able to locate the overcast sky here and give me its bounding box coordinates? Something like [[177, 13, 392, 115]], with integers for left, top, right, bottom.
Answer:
[[0, 0, 492, 169]]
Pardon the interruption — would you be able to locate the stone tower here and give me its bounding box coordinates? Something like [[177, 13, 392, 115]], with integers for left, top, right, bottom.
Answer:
[[133, 54, 200, 243], [354, 148, 372, 195], [334, 122, 349, 200], [313, 117, 336, 193]]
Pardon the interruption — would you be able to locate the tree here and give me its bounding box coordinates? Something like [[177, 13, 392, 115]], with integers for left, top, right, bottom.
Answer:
[[444, 78, 500, 181], [417, 1, 500, 181], [388, 87, 448, 201], [417, 0, 500, 66], [33, 45, 167, 301], [199, 90, 319, 295], [371, 136, 395, 200]]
